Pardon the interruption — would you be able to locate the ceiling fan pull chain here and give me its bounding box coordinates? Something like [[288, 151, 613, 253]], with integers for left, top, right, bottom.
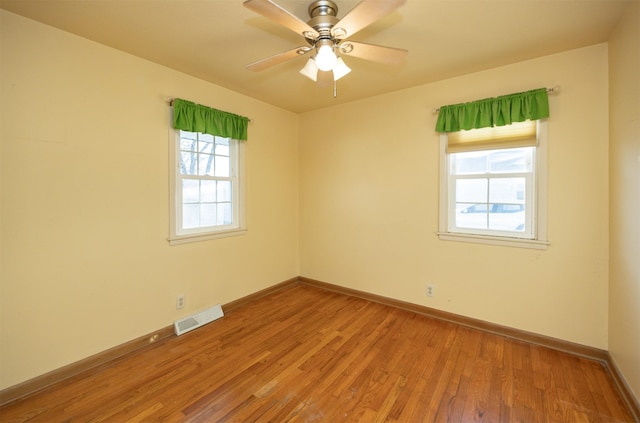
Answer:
[[333, 79, 337, 98]]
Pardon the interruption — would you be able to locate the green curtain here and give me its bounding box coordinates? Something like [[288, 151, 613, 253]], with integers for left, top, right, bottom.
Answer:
[[173, 98, 249, 141], [435, 88, 549, 133]]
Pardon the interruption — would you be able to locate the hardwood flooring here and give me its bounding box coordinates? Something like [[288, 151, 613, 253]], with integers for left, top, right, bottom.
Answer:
[[0, 284, 634, 422]]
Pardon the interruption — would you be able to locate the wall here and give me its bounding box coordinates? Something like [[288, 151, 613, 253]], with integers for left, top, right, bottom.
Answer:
[[608, 0, 640, 399], [300, 44, 610, 349], [0, 11, 299, 389]]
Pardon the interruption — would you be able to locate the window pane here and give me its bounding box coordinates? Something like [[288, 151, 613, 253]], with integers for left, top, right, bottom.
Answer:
[[180, 151, 197, 175], [455, 204, 488, 229], [217, 181, 231, 202], [456, 179, 487, 203], [453, 152, 487, 174], [200, 203, 216, 227], [488, 204, 525, 231], [180, 135, 197, 152], [182, 179, 199, 203], [199, 133, 214, 153], [489, 178, 525, 203], [215, 139, 230, 156], [488, 148, 531, 173], [183, 204, 199, 229], [198, 141, 214, 155], [215, 155, 230, 177], [217, 202, 232, 225], [201, 180, 216, 203], [198, 154, 215, 176]]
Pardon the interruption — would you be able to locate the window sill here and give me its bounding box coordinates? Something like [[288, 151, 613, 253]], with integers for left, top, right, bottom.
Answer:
[[437, 232, 549, 250], [169, 228, 247, 246]]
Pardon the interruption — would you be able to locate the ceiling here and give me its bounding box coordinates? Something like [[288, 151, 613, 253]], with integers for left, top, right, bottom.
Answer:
[[0, 0, 633, 113]]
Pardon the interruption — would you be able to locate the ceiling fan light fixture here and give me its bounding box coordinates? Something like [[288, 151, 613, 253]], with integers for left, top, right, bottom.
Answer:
[[299, 57, 319, 81], [244, 0, 409, 92], [315, 43, 337, 71], [332, 57, 351, 80]]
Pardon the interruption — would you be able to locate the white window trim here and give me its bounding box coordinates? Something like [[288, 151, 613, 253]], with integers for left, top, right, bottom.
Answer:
[[437, 121, 549, 250], [168, 129, 246, 246]]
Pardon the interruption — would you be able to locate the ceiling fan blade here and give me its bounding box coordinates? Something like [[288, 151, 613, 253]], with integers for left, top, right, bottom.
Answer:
[[243, 0, 319, 38], [246, 46, 311, 71], [339, 41, 407, 64], [332, 0, 406, 39]]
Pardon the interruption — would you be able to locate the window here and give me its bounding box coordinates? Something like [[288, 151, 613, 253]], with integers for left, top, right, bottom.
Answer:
[[169, 130, 245, 245], [438, 120, 548, 249]]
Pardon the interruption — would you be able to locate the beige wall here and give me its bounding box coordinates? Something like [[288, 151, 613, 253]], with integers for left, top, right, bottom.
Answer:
[[608, 1, 640, 400], [300, 44, 611, 349], [0, 11, 299, 389]]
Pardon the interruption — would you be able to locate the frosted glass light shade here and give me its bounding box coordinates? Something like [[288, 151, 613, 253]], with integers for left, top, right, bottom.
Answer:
[[299, 58, 318, 81], [332, 57, 351, 80]]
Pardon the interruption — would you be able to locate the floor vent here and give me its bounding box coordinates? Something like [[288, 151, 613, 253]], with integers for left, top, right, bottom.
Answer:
[[174, 304, 224, 336]]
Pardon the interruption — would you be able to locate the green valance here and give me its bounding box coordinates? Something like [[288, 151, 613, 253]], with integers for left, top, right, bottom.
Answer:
[[172, 98, 249, 141], [435, 88, 549, 133]]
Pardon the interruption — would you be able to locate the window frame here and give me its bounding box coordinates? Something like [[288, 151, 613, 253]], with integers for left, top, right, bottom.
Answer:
[[438, 120, 549, 250], [169, 129, 246, 245]]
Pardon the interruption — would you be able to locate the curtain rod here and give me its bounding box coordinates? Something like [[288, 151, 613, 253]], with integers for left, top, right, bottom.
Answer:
[[432, 86, 560, 114], [167, 98, 253, 122]]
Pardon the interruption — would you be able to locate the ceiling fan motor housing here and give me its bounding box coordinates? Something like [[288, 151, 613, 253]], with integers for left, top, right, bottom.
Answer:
[[308, 0, 338, 19], [307, 0, 339, 37]]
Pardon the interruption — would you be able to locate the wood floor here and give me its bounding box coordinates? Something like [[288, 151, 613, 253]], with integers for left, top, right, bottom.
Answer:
[[0, 284, 634, 422]]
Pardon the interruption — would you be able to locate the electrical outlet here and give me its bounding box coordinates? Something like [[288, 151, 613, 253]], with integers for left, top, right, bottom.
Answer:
[[426, 284, 434, 298], [176, 294, 185, 309]]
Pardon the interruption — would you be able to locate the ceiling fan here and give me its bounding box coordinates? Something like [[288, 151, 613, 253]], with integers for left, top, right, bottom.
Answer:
[[243, 0, 408, 87]]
